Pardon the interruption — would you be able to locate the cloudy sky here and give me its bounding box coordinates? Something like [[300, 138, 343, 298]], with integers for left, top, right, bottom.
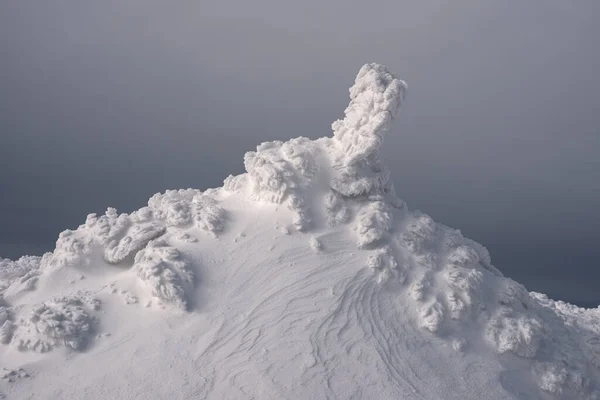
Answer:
[[1, 1, 599, 306]]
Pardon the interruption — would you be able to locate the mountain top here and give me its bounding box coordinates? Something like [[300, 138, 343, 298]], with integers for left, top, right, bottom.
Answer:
[[1, 64, 599, 399]]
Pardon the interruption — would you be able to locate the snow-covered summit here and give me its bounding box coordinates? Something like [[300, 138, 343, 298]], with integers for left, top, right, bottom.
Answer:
[[1, 64, 599, 399]]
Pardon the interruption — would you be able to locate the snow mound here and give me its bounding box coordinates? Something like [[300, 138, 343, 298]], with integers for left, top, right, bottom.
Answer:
[[0, 256, 41, 296], [10, 293, 100, 353], [225, 137, 319, 230], [0, 63, 599, 399], [45, 190, 225, 272], [133, 239, 195, 310], [147, 189, 226, 234]]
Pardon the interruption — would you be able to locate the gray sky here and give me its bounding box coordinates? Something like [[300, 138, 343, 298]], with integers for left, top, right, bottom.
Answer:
[[1, 1, 599, 306]]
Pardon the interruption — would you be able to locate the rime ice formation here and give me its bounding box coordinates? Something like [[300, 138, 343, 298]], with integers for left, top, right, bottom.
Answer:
[[133, 239, 194, 310], [10, 293, 100, 353], [1, 63, 599, 399]]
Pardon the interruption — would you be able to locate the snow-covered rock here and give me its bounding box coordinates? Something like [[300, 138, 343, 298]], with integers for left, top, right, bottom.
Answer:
[[133, 239, 195, 311], [0, 63, 598, 399], [10, 293, 100, 353]]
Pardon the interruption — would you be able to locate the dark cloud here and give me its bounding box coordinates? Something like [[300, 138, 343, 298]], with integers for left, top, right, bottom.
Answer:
[[1, 1, 599, 306]]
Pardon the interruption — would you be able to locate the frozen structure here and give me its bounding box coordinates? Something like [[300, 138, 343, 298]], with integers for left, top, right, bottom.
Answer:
[[0, 64, 599, 399]]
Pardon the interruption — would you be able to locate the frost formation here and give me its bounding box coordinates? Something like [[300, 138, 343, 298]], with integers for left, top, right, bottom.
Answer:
[[0, 63, 599, 398], [11, 294, 100, 353]]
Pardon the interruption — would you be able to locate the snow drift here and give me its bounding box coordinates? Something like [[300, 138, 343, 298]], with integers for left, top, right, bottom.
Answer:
[[1, 63, 599, 399]]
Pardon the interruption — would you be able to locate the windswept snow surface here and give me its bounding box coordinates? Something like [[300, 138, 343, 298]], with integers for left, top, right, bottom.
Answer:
[[1, 63, 600, 399]]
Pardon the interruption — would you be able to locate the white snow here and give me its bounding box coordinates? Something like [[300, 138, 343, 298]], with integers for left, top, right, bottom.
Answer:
[[10, 293, 100, 353], [1, 63, 599, 399], [133, 239, 195, 311]]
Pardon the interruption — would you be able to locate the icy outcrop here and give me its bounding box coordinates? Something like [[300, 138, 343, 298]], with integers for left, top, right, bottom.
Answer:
[[43, 189, 226, 272], [486, 307, 543, 358], [103, 221, 166, 264], [332, 64, 406, 166], [309, 236, 322, 252], [0, 321, 13, 346], [323, 190, 351, 226], [353, 199, 393, 248], [0, 297, 12, 345], [10, 293, 100, 352], [224, 63, 406, 240], [330, 63, 406, 198], [133, 239, 195, 311], [367, 246, 405, 285], [240, 138, 319, 204], [147, 189, 226, 234], [0, 256, 41, 295], [225, 137, 319, 230]]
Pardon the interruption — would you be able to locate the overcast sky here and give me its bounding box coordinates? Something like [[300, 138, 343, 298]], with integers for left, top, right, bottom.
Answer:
[[1, 1, 599, 306]]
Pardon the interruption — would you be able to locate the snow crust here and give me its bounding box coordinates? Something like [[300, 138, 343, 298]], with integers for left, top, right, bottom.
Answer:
[[1, 63, 599, 399]]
